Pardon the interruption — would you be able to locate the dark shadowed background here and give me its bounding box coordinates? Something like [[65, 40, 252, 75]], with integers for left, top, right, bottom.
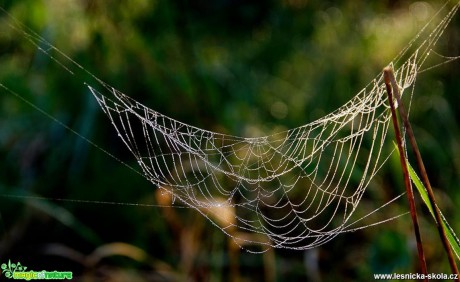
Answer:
[[0, 0, 459, 281]]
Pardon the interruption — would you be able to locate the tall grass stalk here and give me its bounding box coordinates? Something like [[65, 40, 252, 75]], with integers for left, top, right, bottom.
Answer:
[[385, 66, 459, 279]]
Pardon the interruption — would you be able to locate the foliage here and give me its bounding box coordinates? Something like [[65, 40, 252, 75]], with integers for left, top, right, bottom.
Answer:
[[0, 0, 459, 281]]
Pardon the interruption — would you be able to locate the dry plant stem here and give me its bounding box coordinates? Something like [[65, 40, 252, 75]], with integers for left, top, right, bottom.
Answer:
[[385, 66, 459, 278], [383, 67, 428, 279]]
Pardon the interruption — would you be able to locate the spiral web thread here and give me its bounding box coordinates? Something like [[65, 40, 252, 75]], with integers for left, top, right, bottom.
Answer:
[[1, 1, 459, 251]]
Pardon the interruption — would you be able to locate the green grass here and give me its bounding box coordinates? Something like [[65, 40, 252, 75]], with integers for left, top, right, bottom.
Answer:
[[394, 142, 460, 261]]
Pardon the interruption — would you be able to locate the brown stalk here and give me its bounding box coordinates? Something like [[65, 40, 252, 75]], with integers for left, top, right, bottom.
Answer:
[[384, 66, 459, 279], [383, 67, 428, 279]]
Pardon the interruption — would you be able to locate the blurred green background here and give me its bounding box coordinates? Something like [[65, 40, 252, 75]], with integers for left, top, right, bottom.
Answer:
[[0, 0, 459, 281]]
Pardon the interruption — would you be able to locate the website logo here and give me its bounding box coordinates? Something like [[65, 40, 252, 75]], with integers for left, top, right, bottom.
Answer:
[[1, 260, 73, 280]]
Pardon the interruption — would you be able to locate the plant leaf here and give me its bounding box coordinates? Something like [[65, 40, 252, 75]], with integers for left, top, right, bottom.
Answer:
[[393, 142, 460, 261], [407, 161, 460, 261]]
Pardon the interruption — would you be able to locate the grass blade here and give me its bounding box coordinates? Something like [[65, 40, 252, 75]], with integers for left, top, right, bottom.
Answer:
[[394, 142, 460, 261]]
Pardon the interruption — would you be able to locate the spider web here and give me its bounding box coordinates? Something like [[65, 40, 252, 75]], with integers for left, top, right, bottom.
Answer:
[[86, 58, 408, 251], [1, 1, 459, 252], [86, 2, 458, 251]]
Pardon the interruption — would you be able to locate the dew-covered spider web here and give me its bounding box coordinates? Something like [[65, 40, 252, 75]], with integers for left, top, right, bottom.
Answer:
[[1, 1, 460, 252]]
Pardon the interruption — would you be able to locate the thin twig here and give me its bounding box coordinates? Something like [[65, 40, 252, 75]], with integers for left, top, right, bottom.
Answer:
[[385, 66, 459, 279], [383, 67, 428, 279]]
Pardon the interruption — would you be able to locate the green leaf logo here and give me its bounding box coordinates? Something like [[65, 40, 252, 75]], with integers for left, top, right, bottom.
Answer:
[[1, 260, 27, 278]]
